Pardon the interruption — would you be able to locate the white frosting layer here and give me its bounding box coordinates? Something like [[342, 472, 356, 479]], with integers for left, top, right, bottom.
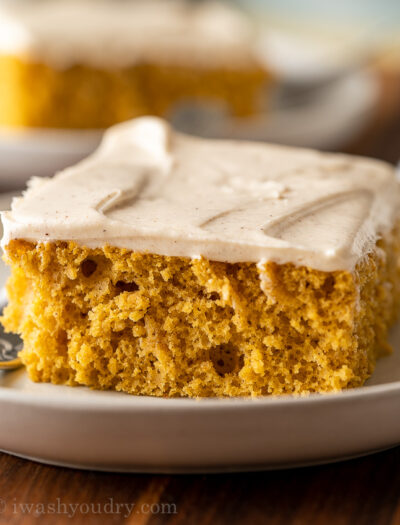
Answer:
[[0, 0, 258, 69], [2, 117, 399, 271]]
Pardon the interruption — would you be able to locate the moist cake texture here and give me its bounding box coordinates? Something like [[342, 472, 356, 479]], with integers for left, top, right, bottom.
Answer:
[[0, 0, 270, 129], [1, 117, 400, 397]]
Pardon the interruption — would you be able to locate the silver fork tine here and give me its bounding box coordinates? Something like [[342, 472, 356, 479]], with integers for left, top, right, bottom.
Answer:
[[0, 298, 23, 370]]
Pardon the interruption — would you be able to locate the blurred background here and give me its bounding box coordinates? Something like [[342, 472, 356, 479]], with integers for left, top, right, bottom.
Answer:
[[0, 0, 399, 188], [243, 0, 400, 158]]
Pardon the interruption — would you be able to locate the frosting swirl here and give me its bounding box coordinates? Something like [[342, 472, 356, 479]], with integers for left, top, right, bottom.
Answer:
[[2, 117, 399, 271]]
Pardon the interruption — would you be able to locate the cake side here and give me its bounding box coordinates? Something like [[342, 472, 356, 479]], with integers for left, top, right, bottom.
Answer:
[[2, 231, 399, 397], [0, 57, 268, 128]]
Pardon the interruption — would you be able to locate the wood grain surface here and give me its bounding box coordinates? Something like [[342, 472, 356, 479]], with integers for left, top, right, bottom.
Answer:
[[0, 70, 400, 525], [0, 446, 399, 524]]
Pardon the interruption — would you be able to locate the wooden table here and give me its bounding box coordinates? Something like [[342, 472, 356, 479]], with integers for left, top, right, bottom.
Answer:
[[0, 446, 399, 525], [1, 71, 400, 525]]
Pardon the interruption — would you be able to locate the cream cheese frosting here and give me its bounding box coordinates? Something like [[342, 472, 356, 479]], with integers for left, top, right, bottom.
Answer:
[[0, 0, 259, 70], [2, 117, 399, 271]]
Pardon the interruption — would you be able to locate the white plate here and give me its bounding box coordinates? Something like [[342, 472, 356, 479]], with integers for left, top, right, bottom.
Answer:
[[0, 191, 399, 473], [174, 71, 379, 149], [0, 340, 400, 473], [0, 71, 379, 189], [257, 27, 368, 87], [0, 128, 102, 189]]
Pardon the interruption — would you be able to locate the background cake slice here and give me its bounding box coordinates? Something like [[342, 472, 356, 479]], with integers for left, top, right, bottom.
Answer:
[[0, 0, 271, 129], [1, 117, 400, 397]]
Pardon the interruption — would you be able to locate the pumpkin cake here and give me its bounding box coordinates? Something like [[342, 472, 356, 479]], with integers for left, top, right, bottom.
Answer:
[[0, 0, 271, 129], [1, 117, 400, 397]]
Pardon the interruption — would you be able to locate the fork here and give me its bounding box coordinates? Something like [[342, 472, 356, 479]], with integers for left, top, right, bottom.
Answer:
[[0, 299, 23, 370]]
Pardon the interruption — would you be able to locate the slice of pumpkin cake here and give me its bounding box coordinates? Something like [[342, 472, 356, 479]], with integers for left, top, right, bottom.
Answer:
[[1, 117, 400, 397]]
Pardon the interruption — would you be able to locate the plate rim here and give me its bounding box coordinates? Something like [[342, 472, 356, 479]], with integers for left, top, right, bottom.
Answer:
[[1, 369, 400, 412]]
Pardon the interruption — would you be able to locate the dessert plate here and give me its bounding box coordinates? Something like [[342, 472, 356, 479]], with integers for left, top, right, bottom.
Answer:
[[0, 128, 102, 190], [173, 71, 378, 149], [0, 191, 399, 472], [0, 70, 378, 189]]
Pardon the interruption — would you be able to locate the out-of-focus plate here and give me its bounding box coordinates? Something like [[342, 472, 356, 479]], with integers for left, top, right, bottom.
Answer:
[[0, 70, 379, 189], [0, 128, 102, 189], [0, 192, 399, 472], [173, 71, 379, 149]]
